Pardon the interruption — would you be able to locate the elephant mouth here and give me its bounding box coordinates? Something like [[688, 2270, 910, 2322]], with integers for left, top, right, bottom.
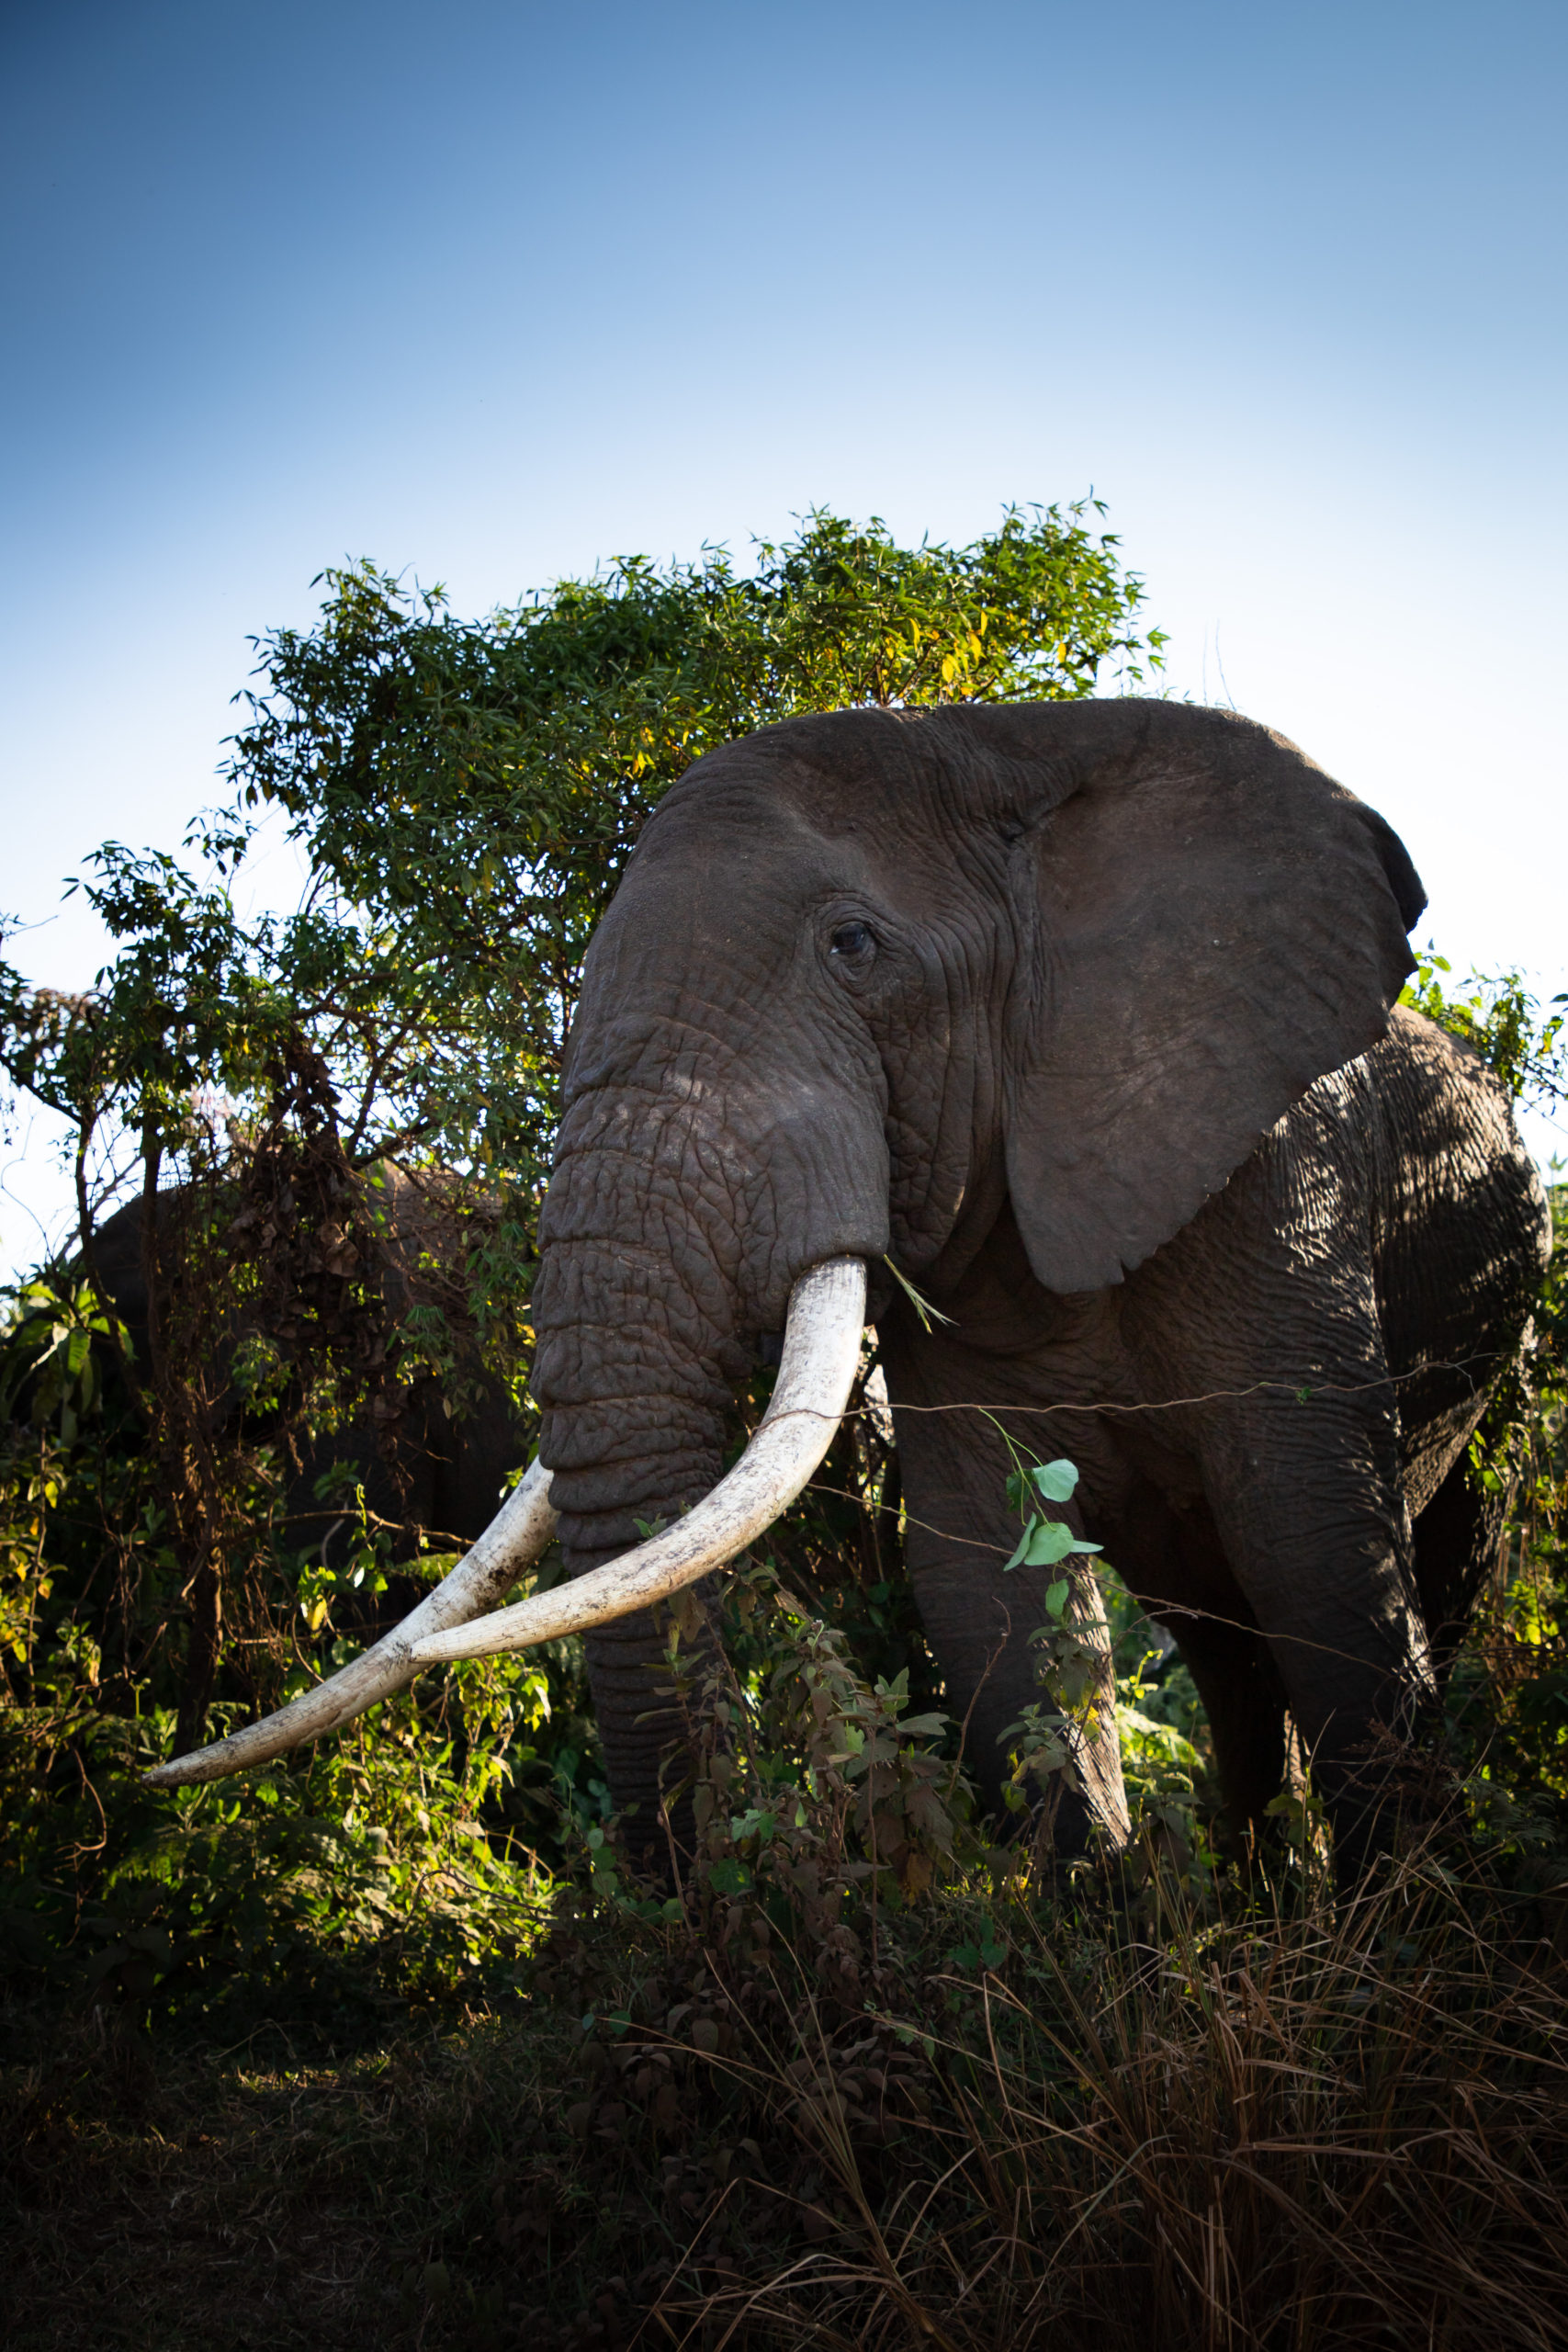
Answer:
[[143, 1255, 867, 1790]]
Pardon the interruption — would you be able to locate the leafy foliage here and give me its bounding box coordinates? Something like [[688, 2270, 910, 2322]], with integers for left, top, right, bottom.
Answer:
[[1396, 962, 1568, 1867], [1401, 946, 1568, 1113], [220, 503, 1162, 1170], [0, 502, 1163, 2011]]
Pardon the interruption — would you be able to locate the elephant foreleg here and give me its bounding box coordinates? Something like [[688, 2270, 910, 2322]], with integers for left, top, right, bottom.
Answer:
[[1117, 1486, 1292, 1853], [892, 1399, 1130, 1849], [1168, 1616, 1291, 1855]]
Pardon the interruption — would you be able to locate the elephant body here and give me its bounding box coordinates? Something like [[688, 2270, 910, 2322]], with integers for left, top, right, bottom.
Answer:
[[879, 1005, 1545, 1859], [528, 698, 1551, 1866], [76, 1170, 522, 1566]]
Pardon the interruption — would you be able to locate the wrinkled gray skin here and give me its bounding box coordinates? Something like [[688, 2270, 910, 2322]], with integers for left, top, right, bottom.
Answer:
[[533, 700, 1551, 1871]]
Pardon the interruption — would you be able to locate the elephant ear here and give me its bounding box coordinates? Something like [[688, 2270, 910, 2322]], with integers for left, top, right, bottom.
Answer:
[[977, 702, 1424, 1293]]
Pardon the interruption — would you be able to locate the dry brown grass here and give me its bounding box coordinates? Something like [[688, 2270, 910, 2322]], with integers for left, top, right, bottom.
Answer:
[[662, 1858, 1568, 2350], [3, 1848, 1565, 2352]]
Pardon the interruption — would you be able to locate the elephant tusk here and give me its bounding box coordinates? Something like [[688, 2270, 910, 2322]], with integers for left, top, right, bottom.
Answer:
[[142, 1257, 866, 1784], [410, 1255, 868, 1666], [141, 1454, 558, 1789]]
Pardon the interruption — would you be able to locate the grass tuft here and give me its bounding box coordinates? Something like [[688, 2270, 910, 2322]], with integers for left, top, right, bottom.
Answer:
[[5, 1841, 1565, 2350]]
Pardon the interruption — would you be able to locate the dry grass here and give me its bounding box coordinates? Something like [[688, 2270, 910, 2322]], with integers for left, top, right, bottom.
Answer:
[[667, 1858, 1568, 2350], [4, 1845, 1566, 2352]]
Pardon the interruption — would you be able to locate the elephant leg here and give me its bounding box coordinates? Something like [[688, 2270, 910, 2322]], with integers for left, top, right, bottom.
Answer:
[[1112, 1477, 1290, 1850], [1169, 1618, 1290, 1852], [1412, 1448, 1506, 1680], [894, 1402, 1130, 1849], [1195, 1391, 1433, 1875]]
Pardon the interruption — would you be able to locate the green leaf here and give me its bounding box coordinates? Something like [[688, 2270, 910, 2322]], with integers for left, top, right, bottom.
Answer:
[[1006, 1513, 1102, 1571], [1031, 1458, 1078, 1503], [729, 1807, 777, 1842]]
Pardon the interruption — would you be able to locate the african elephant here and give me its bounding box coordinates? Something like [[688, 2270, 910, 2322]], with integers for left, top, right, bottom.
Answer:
[[74, 1170, 522, 1565], [152, 701, 1551, 1873]]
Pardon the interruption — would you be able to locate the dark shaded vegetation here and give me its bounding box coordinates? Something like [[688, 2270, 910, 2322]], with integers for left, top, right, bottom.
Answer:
[[6, 1811, 1568, 2347], [2, 513, 1566, 2346]]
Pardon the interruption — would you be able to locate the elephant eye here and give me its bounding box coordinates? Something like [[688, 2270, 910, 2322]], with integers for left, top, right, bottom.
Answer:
[[829, 921, 874, 958]]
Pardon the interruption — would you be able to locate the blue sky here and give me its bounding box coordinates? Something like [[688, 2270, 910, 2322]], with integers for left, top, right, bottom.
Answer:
[[2, 0, 1564, 1265]]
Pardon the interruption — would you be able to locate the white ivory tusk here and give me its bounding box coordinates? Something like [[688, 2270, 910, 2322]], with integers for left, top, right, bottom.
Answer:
[[410, 1255, 868, 1666], [142, 1453, 558, 1789]]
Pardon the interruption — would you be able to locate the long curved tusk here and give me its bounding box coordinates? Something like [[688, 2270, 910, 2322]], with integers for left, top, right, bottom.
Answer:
[[142, 1453, 558, 1789], [411, 1255, 867, 1667]]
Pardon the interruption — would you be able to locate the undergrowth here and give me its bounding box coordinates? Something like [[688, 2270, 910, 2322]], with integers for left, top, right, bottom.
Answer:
[[3, 1504, 1567, 2348], [0, 1144, 1562, 2348], [5, 1833, 1565, 2350]]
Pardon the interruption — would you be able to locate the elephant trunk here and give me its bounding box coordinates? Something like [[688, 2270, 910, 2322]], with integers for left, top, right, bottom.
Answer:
[[437, 982, 885, 1815], [539, 1259, 734, 1832], [486, 1225, 861, 1826]]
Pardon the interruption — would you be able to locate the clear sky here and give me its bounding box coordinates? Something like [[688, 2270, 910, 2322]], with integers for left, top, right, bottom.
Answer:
[[2, 0, 1563, 1269]]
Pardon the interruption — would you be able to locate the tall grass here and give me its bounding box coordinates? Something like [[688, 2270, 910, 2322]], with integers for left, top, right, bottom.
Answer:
[[558, 1843, 1557, 2352], [12, 1836, 1559, 2351]]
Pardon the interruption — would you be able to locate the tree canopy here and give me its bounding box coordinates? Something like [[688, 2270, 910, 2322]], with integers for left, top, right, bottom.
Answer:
[[4, 503, 1164, 1223], [215, 501, 1163, 1185]]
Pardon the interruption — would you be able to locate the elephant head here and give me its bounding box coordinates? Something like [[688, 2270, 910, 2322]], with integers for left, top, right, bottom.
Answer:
[[149, 700, 1421, 1836]]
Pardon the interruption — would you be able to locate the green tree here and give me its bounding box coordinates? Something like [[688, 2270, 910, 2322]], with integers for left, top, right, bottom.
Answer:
[[222, 501, 1162, 1183]]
